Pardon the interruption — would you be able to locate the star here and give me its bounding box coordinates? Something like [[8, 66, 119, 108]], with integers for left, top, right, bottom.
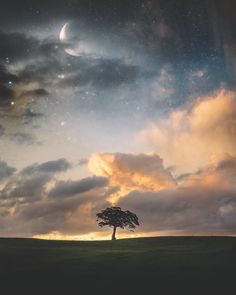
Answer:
[[58, 74, 65, 79]]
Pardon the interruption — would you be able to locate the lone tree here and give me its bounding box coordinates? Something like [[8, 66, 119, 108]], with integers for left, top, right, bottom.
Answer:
[[96, 207, 139, 240]]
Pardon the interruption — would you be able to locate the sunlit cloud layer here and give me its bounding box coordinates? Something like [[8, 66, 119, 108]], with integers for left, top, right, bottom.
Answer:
[[140, 89, 236, 173], [119, 153, 236, 235], [88, 152, 176, 203], [1, 149, 236, 238]]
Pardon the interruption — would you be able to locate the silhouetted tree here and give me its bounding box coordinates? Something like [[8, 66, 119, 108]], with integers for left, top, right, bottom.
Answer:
[[96, 207, 139, 240]]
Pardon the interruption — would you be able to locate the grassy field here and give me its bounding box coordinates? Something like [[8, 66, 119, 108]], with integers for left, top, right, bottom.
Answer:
[[1, 236, 236, 293]]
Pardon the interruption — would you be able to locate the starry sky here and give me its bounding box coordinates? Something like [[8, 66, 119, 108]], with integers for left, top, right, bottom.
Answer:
[[0, 0, 236, 240]]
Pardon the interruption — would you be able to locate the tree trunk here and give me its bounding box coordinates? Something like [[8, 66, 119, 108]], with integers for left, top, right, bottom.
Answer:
[[112, 226, 117, 240]]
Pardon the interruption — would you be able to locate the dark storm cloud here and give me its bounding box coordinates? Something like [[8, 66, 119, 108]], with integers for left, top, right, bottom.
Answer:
[[0, 158, 72, 204], [0, 157, 108, 236], [119, 188, 236, 234], [21, 158, 71, 175], [2, 174, 51, 201], [20, 196, 88, 224], [16, 191, 107, 235], [48, 176, 109, 198], [0, 160, 16, 181]]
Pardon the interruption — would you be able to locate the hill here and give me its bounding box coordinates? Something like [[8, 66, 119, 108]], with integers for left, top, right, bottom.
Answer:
[[0, 236, 236, 293]]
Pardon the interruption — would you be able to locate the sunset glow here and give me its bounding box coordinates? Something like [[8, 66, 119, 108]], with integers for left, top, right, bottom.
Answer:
[[0, 1, 236, 240]]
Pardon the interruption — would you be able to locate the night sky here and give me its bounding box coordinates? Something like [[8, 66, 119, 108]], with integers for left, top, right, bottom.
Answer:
[[0, 0, 236, 239]]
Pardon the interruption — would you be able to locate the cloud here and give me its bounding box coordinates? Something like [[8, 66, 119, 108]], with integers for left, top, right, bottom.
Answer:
[[78, 158, 88, 166], [0, 157, 81, 236], [0, 30, 61, 63], [16, 56, 140, 90], [0, 158, 108, 236], [151, 64, 175, 102], [0, 84, 14, 105], [140, 89, 236, 173], [0, 64, 18, 83], [118, 154, 236, 235], [0, 128, 43, 146], [49, 176, 108, 198], [20, 88, 50, 98], [68, 59, 140, 89], [0, 160, 16, 181], [1, 158, 72, 203], [1, 174, 51, 202], [9, 192, 107, 236], [0, 125, 5, 137], [1, 153, 236, 237], [16, 59, 62, 84], [22, 108, 44, 120], [0, 31, 58, 116], [10, 132, 37, 145], [0, 29, 142, 124], [88, 152, 176, 203], [20, 158, 71, 175]]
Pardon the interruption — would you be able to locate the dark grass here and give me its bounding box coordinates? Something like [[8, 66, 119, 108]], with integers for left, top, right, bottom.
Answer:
[[1, 236, 236, 293]]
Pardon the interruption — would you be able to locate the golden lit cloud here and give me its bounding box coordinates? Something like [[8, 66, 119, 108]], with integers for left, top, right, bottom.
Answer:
[[118, 154, 236, 235], [183, 153, 236, 190], [140, 89, 236, 173], [88, 152, 176, 203]]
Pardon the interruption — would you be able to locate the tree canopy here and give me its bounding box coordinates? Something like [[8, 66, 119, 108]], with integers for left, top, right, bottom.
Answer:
[[96, 207, 139, 240]]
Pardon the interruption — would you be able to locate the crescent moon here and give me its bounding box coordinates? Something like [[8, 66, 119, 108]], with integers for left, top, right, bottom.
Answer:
[[59, 23, 68, 42], [59, 23, 81, 57], [64, 47, 81, 57]]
